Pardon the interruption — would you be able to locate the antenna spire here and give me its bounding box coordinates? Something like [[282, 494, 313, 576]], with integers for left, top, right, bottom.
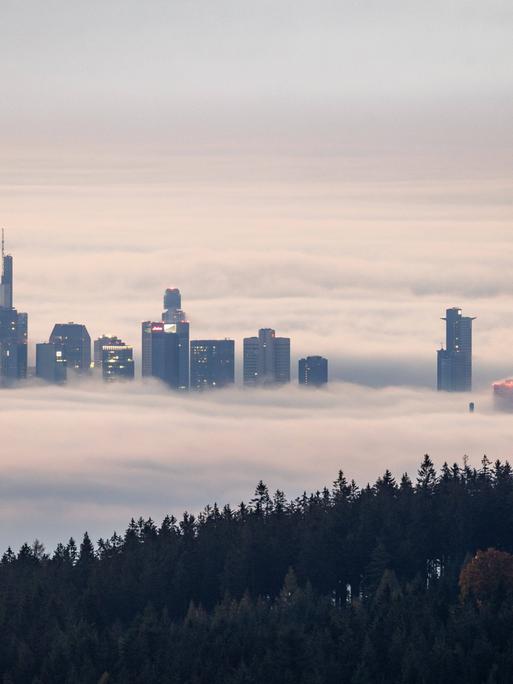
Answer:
[[1, 228, 4, 260]]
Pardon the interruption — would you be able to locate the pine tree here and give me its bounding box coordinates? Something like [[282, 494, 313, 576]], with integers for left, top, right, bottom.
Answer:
[[416, 454, 437, 494]]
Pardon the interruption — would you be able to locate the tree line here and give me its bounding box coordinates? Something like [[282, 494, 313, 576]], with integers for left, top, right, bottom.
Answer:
[[2, 455, 513, 682]]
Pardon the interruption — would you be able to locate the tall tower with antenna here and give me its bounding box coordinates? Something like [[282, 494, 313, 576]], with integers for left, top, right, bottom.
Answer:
[[0, 228, 14, 309], [0, 231, 28, 383], [437, 307, 475, 392]]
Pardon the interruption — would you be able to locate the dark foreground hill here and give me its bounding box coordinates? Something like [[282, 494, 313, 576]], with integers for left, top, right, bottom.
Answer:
[[2, 455, 513, 683]]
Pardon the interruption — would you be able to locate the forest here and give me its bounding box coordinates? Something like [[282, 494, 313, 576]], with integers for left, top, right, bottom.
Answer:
[[2, 454, 513, 683]]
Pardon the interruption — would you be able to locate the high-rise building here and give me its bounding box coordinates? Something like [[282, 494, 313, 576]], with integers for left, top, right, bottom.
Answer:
[[190, 339, 235, 389], [243, 328, 290, 385], [0, 308, 19, 382], [16, 312, 28, 379], [0, 232, 28, 384], [94, 335, 119, 369], [49, 323, 91, 373], [94, 335, 134, 381], [275, 337, 291, 383], [102, 344, 135, 381], [36, 342, 67, 383], [242, 336, 260, 384], [141, 321, 180, 388], [437, 307, 475, 392], [298, 356, 328, 386], [162, 288, 189, 389]]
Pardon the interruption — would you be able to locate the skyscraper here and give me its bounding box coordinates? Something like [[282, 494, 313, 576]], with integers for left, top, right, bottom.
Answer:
[[141, 321, 180, 388], [162, 288, 189, 390], [0, 245, 13, 309], [437, 307, 475, 392], [190, 339, 235, 389], [275, 337, 291, 383], [243, 328, 291, 385], [49, 323, 91, 373], [298, 356, 328, 386], [242, 336, 260, 384], [94, 335, 135, 381], [16, 312, 28, 379], [94, 334, 117, 369], [0, 232, 28, 384], [36, 342, 67, 383]]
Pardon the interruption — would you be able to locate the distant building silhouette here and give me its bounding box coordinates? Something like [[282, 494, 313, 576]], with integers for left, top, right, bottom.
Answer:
[[16, 312, 28, 379], [190, 339, 235, 389], [94, 335, 134, 381], [162, 289, 189, 389], [36, 342, 67, 383], [275, 337, 291, 383], [243, 336, 260, 384], [0, 232, 28, 384], [243, 328, 290, 385], [298, 356, 328, 386], [493, 380, 513, 412], [437, 307, 474, 392], [94, 335, 119, 369], [141, 321, 180, 388], [50, 323, 91, 374]]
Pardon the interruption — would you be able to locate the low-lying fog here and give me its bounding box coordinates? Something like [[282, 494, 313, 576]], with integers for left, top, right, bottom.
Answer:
[[1, 379, 510, 551]]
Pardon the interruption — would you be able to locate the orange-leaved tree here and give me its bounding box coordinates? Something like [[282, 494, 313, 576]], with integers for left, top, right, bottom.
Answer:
[[459, 548, 513, 603]]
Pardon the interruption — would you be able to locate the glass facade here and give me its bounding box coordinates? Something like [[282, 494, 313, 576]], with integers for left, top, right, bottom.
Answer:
[[298, 356, 328, 386], [243, 328, 290, 385], [50, 323, 91, 373], [437, 308, 474, 392], [190, 339, 235, 389]]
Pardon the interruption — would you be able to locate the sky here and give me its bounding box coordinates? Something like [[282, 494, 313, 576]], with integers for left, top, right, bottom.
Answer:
[[1, 0, 513, 550]]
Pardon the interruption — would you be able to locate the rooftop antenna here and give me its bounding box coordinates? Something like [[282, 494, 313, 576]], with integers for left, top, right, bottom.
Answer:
[[1, 228, 4, 260]]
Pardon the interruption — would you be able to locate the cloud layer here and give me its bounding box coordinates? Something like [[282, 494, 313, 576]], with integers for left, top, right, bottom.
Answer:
[[1, 380, 509, 551]]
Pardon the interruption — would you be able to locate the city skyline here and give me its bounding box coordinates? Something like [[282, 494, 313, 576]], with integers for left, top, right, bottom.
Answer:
[[4, 237, 513, 392]]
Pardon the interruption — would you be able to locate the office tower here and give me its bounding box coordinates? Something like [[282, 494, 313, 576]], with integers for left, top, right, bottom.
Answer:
[[49, 323, 91, 373], [94, 335, 115, 369], [36, 342, 67, 383], [275, 337, 291, 383], [0, 308, 19, 382], [162, 288, 189, 389], [437, 307, 475, 392], [298, 356, 328, 386], [94, 335, 134, 381], [243, 328, 291, 385], [190, 339, 235, 389], [0, 232, 28, 384], [16, 312, 28, 379], [101, 343, 135, 381], [243, 336, 260, 384], [94, 335, 122, 368], [141, 321, 180, 388]]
